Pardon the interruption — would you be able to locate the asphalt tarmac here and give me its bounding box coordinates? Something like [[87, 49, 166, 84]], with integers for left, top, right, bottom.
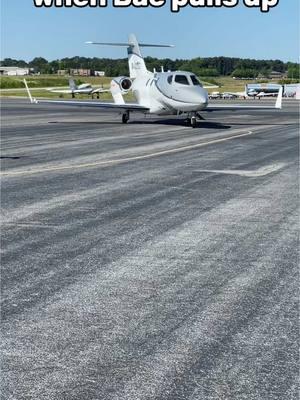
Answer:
[[1, 98, 299, 400]]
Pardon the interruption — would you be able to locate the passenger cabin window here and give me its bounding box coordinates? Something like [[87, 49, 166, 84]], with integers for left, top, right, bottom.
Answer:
[[167, 75, 173, 84], [191, 75, 203, 87], [174, 75, 189, 85]]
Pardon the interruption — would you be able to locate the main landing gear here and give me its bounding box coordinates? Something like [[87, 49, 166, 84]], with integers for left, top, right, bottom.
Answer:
[[190, 116, 197, 128], [122, 111, 130, 124]]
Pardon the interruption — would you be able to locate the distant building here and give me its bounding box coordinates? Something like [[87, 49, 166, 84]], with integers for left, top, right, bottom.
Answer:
[[57, 69, 68, 75], [57, 69, 105, 77], [268, 70, 288, 80], [0, 66, 32, 76], [70, 69, 92, 77], [94, 71, 105, 77]]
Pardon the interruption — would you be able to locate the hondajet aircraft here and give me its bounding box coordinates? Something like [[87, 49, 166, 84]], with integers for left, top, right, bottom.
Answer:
[[24, 34, 283, 128]]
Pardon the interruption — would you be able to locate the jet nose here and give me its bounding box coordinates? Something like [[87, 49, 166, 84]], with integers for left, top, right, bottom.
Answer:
[[198, 91, 208, 107], [191, 91, 207, 105], [202, 90, 209, 104]]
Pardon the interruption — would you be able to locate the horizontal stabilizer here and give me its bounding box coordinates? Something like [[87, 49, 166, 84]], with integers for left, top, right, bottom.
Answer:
[[86, 42, 174, 48], [86, 34, 173, 79]]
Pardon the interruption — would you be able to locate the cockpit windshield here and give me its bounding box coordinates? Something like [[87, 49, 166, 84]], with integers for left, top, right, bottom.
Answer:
[[191, 75, 203, 87], [174, 75, 189, 85]]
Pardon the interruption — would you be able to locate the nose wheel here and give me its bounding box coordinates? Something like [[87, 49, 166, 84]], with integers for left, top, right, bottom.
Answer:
[[122, 111, 130, 124], [186, 113, 199, 128]]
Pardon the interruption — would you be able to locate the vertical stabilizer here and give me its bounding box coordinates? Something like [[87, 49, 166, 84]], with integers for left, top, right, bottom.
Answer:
[[69, 78, 77, 91], [127, 34, 148, 79]]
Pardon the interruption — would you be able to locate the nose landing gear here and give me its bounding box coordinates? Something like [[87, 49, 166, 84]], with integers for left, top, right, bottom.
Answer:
[[186, 112, 205, 128]]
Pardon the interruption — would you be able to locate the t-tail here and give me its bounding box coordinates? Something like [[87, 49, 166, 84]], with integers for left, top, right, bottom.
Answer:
[[127, 34, 148, 79], [69, 78, 77, 91], [86, 34, 174, 79]]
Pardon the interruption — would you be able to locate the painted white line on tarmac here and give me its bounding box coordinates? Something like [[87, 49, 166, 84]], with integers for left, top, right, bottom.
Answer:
[[1, 128, 255, 178], [197, 163, 286, 177]]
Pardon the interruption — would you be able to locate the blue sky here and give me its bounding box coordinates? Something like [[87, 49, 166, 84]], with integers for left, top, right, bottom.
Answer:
[[1, 0, 299, 62]]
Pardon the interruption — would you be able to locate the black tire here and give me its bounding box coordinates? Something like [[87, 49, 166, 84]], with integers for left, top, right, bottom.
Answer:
[[191, 117, 197, 128], [122, 113, 129, 124]]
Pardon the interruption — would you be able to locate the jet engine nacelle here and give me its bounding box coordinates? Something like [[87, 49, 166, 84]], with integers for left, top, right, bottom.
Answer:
[[111, 76, 132, 94], [110, 76, 132, 104]]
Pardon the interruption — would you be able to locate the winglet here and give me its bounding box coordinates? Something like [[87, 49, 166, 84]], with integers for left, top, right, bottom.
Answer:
[[23, 79, 38, 104], [275, 86, 283, 109]]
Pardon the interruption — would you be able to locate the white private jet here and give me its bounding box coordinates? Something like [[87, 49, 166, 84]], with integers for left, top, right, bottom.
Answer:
[[209, 92, 222, 100], [49, 78, 109, 98], [24, 34, 283, 128], [223, 89, 259, 99], [222, 93, 237, 99], [224, 87, 280, 100]]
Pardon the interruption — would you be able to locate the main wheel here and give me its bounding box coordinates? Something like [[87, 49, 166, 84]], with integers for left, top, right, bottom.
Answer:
[[191, 116, 197, 128], [122, 113, 129, 124]]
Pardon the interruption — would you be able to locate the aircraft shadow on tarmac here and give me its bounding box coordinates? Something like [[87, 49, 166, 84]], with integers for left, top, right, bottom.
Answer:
[[219, 122, 298, 127], [130, 119, 231, 129], [0, 156, 21, 160], [48, 120, 231, 129]]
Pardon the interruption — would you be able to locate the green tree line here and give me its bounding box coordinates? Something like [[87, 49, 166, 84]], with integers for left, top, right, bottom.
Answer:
[[1, 56, 299, 79]]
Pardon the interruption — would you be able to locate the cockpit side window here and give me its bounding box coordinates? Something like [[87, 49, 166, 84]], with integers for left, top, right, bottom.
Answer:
[[167, 75, 173, 84], [191, 75, 203, 87], [174, 75, 189, 85]]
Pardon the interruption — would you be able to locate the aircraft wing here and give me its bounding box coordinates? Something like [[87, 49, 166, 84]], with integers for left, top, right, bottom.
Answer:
[[48, 88, 73, 94], [30, 99, 149, 112], [24, 79, 149, 112], [257, 92, 278, 97], [206, 87, 283, 111], [91, 88, 111, 94], [221, 91, 246, 97]]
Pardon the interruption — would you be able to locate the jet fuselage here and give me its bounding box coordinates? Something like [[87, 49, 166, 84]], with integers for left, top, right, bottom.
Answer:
[[132, 71, 209, 115]]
